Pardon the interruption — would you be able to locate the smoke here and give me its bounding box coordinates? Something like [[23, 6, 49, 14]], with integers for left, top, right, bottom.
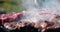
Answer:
[[21, 0, 60, 23]]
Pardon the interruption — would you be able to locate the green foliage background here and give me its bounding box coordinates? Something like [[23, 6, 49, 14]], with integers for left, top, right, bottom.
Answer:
[[0, 0, 24, 13]]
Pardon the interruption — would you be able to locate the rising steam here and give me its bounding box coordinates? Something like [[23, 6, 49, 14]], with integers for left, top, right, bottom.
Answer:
[[21, 0, 60, 23]]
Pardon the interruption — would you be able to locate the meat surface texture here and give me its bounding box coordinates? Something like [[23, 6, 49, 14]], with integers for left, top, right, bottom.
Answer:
[[0, 11, 60, 32]]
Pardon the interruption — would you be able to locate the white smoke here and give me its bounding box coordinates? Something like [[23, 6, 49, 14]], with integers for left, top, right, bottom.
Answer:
[[21, 0, 60, 23]]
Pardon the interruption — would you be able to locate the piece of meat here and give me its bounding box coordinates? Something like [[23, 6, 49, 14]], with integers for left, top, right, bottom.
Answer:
[[0, 11, 60, 31]]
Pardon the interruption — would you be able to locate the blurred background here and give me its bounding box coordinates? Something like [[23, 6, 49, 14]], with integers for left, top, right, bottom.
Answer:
[[0, 0, 24, 13]]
